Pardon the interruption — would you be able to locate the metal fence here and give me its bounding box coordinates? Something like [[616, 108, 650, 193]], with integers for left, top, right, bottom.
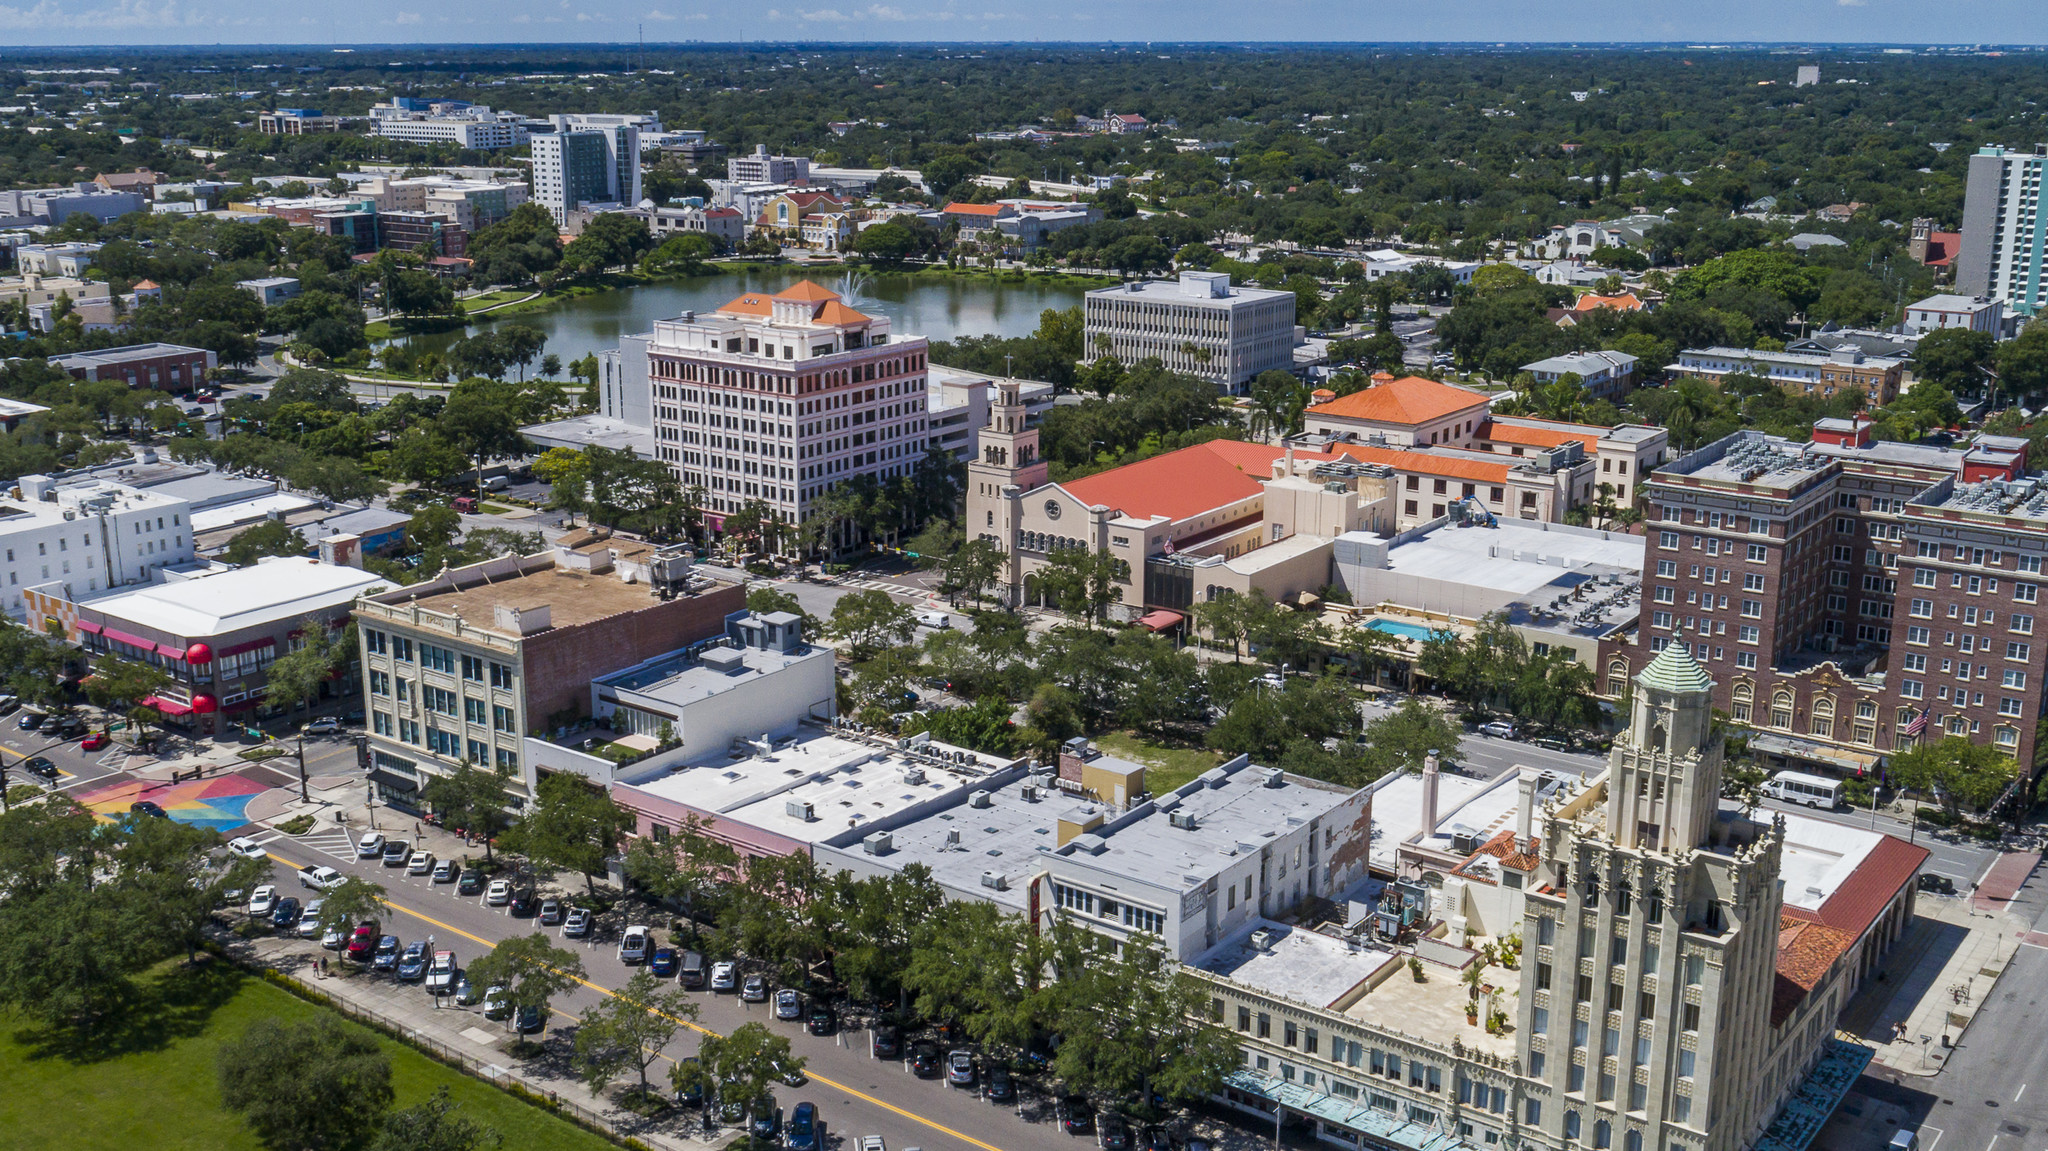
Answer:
[[255, 959, 697, 1151]]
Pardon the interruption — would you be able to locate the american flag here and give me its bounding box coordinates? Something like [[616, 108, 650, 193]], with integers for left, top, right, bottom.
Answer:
[[1903, 709, 1928, 737]]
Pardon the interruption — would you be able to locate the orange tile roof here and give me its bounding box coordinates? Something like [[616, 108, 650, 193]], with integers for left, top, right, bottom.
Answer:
[[775, 280, 840, 302], [1059, 439, 1330, 523], [718, 293, 775, 316], [1326, 442, 1511, 484], [813, 299, 872, 325], [944, 202, 1004, 216], [1773, 914, 1856, 1027], [1480, 421, 1600, 452], [1308, 376, 1490, 427], [1808, 836, 1929, 938], [1573, 292, 1645, 313]]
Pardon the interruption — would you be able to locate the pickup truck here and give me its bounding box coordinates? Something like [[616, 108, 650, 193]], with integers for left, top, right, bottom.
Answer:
[[860, 1137, 886, 1151], [299, 864, 344, 890]]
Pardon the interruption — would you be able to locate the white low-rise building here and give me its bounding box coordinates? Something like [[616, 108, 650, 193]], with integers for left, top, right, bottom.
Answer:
[[1902, 293, 2003, 336], [1084, 271, 1297, 393], [0, 472, 195, 620]]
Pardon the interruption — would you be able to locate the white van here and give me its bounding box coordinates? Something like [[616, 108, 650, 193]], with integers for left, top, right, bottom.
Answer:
[[1761, 770, 1843, 809], [915, 610, 951, 629]]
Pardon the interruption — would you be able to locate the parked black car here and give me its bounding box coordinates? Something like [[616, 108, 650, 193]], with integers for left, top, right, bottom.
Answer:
[[457, 869, 486, 895], [509, 888, 538, 917], [1098, 1112, 1132, 1151], [807, 1003, 837, 1036], [986, 1068, 1016, 1103], [1059, 1097, 1093, 1136], [872, 1025, 902, 1059], [910, 1040, 942, 1078]]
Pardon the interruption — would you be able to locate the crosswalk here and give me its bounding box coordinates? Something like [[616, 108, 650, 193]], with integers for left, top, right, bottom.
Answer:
[[265, 826, 359, 862]]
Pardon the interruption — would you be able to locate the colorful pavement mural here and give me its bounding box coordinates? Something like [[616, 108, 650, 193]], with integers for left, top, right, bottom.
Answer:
[[76, 771, 273, 834]]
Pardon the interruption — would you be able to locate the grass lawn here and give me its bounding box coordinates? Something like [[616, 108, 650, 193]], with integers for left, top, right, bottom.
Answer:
[[461, 290, 532, 312], [1094, 730, 1227, 794], [0, 960, 620, 1151]]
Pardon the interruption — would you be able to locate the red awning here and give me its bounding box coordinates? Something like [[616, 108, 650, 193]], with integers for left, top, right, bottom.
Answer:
[[101, 626, 157, 649], [1137, 610, 1185, 632], [142, 695, 194, 717], [74, 619, 103, 635], [217, 637, 276, 658], [155, 642, 187, 659]]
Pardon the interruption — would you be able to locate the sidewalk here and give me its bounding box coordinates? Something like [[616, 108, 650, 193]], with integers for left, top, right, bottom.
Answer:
[[1842, 852, 2035, 1076], [230, 932, 731, 1151]]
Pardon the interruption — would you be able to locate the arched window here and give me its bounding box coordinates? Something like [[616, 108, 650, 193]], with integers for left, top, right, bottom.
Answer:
[[1648, 887, 1665, 921], [1607, 659, 1630, 697], [1565, 1112, 1583, 1141], [1732, 682, 1754, 724], [1771, 690, 1794, 730], [1625, 1131, 1643, 1151], [1810, 696, 1835, 740], [1997, 725, 2021, 748], [1947, 714, 1969, 736], [1595, 1120, 1612, 1149]]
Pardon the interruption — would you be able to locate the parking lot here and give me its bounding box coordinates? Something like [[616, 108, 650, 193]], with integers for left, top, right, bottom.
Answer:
[[245, 839, 1285, 1151]]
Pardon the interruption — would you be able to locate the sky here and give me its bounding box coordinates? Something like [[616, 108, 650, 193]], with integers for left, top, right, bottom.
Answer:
[[0, 0, 2046, 48]]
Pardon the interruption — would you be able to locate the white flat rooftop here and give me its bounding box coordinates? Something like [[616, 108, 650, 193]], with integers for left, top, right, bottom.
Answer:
[[1367, 770, 1491, 872], [1382, 521, 1643, 596], [81, 557, 389, 638], [619, 728, 1017, 844], [1775, 809, 1887, 913], [191, 492, 321, 533], [1193, 920, 1398, 1009]]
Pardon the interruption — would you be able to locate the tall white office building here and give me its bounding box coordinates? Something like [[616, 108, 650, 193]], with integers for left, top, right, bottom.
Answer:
[[1957, 143, 2047, 317], [620, 280, 930, 546], [530, 121, 642, 224]]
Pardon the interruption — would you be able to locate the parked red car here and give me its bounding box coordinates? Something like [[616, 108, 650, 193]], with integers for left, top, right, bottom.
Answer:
[[80, 732, 110, 751], [344, 920, 380, 961]]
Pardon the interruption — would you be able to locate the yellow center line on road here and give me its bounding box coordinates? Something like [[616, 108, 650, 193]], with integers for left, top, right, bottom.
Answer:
[[265, 851, 1009, 1151]]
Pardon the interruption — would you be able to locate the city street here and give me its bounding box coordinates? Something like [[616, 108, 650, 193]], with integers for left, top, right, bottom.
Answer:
[[243, 834, 1216, 1151], [1833, 872, 2048, 1151]]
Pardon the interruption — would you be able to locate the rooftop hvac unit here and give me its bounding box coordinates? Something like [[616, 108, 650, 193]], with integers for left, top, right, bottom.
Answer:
[[945, 829, 961, 847], [1020, 784, 1040, 801], [1169, 810, 1199, 830], [862, 831, 894, 856], [784, 800, 815, 822], [901, 767, 926, 785], [981, 871, 1008, 891], [1249, 928, 1276, 951], [1262, 768, 1286, 788], [968, 789, 993, 808]]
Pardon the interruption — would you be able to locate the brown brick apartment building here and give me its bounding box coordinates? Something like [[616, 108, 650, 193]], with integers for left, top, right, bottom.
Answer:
[[1600, 415, 2047, 790], [51, 342, 216, 391], [352, 536, 744, 810]]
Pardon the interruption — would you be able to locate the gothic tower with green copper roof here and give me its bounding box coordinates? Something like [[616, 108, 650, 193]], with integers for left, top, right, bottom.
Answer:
[[1607, 642, 1723, 851]]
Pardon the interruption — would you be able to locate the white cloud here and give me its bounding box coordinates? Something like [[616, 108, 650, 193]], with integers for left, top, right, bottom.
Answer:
[[511, 11, 530, 20], [798, 2, 905, 19], [392, 10, 421, 23], [645, 7, 676, 18], [576, 9, 601, 18], [1837, 0, 1867, 5], [0, 0, 203, 30]]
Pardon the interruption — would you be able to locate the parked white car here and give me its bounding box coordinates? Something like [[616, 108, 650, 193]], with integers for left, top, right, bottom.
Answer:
[[248, 885, 278, 917], [298, 900, 326, 938], [407, 851, 434, 875], [226, 836, 268, 860], [426, 950, 458, 992], [485, 879, 513, 906], [303, 716, 342, 735], [299, 864, 344, 890]]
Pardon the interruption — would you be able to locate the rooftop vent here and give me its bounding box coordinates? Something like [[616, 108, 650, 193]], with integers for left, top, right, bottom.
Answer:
[[981, 871, 1008, 891], [1169, 810, 1199, 831], [968, 789, 993, 808], [784, 799, 815, 822], [1020, 784, 1040, 802], [1070, 833, 1108, 855], [862, 831, 894, 856], [1249, 928, 1276, 951], [901, 767, 926, 786]]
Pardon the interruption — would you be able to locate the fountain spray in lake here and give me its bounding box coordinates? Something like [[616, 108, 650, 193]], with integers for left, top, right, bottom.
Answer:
[[831, 270, 874, 310]]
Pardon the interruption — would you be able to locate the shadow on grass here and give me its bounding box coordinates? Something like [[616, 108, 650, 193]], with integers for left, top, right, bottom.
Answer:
[[11, 954, 248, 1066]]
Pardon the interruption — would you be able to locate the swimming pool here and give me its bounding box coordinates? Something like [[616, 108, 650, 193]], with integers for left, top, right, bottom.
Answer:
[[1367, 619, 1445, 641]]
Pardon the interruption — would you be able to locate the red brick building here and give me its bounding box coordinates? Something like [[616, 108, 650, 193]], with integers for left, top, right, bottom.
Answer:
[[1600, 416, 2047, 791], [51, 342, 217, 391]]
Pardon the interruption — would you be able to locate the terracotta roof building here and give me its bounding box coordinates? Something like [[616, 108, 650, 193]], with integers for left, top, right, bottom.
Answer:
[[602, 280, 930, 546]]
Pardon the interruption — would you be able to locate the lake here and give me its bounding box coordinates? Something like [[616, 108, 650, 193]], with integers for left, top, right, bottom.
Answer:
[[379, 268, 1093, 366]]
